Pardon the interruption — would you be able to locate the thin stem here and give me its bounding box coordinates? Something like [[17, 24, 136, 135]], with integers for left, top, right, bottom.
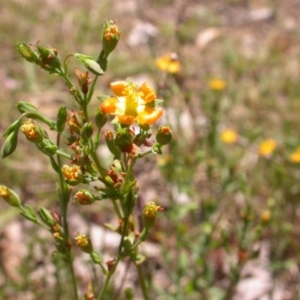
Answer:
[[97, 272, 113, 300], [90, 150, 106, 178], [136, 264, 150, 300], [112, 200, 123, 219], [87, 75, 99, 104], [56, 133, 79, 300]]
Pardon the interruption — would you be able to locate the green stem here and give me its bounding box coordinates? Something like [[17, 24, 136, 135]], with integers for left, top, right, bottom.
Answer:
[[97, 272, 113, 300], [56, 134, 78, 300], [136, 264, 150, 300], [90, 150, 106, 178], [112, 200, 123, 219], [86, 75, 99, 104], [56, 149, 73, 160]]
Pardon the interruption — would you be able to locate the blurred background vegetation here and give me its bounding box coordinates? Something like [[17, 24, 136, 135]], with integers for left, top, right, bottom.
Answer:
[[1, 0, 300, 299]]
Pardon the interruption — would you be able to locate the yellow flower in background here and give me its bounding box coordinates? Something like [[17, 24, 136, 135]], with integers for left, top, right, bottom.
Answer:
[[258, 139, 277, 157], [155, 53, 180, 74], [101, 80, 163, 126], [290, 147, 300, 163], [209, 79, 226, 91], [220, 129, 238, 144]]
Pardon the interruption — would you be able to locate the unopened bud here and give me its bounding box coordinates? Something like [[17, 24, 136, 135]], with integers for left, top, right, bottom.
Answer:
[[56, 105, 67, 133], [115, 128, 134, 149], [38, 46, 62, 72], [95, 108, 107, 129], [16, 101, 39, 113], [156, 125, 172, 145], [16, 42, 40, 64], [0, 185, 21, 208], [74, 54, 103, 76], [105, 131, 121, 158], [1, 130, 19, 159], [75, 234, 93, 254], [40, 139, 58, 156], [81, 122, 94, 140], [74, 190, 95, 205], [38, 207, 55, 226]]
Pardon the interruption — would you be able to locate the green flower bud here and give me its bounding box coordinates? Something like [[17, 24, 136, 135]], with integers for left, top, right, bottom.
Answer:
[[74, 53, 103, 76], [61, 164, 83, 186], [95, 108, 107, 129], [143, 201, 163, 230], [105, 130, 121, 158], [38, 46, 62, 72], [56, 105, 67, 133], [38, 207, 55, 226], [21, 205, 37, 222], [81, 122, 94, 140], [1, 130, 19, 159], [114, 128, 134, 149], [0, 185, 21, 208], [90, 251, 102, 264], [3, 120, 22, 138], [156, 125, 172, 145], [75, 234, 93, 254], [74, 190, 95, 205], [38, 140, 58, 156], [16, 101, 39, 114], [16, 42, 40, 64]]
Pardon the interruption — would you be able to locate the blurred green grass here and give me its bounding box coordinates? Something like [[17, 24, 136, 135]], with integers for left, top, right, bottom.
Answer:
[[2, 0, 300, 299]]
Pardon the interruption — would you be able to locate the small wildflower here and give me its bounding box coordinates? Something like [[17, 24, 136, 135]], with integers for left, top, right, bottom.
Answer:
[[20, 119, 44, 143], [290, 147, 300, 163], [61, 164, 83, 185], [261, 210, 271, 224], [100, 80, 163, 126], [0, 185, 21, 208], [102, 20, 121, 56], [155, 53, 181, 74], [143, 201, 164, 230], [258, 139, 277, 157], [75, 234, 93, 254], [208, 79, 226, 91], [220, 129, 238, 144]]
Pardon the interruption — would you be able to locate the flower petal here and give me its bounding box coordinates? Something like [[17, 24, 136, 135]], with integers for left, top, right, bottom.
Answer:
[[110, 81, 127, 96], [118, 115, 136, 125], [101, 97, 117, 114], [137, 107, 163, 125], [139, 82, 156, 103]]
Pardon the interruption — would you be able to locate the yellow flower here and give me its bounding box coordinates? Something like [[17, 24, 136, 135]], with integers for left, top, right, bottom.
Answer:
[[61, 164, 83, 185], [258, 139, 277, 157], [220, 129, 238, 144], [208, 79, 226, 91], [155, 53, 180, 74], [143, 201, 164, 230], [100, 80, 163, 126], [290, 147, 300, 163], [20, 119, 43, 143]]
